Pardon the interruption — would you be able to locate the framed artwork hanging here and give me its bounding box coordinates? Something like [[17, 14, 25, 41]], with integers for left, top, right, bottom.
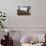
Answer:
[[17, 6, 31, 16]]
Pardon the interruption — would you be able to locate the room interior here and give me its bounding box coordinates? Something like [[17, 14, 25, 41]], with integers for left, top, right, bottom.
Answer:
[[0, 0, 46, 46]]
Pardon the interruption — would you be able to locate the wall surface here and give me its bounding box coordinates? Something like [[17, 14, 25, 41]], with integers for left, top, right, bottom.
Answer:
[[0, 0, 46, 46], [0, 0, 46, 27]]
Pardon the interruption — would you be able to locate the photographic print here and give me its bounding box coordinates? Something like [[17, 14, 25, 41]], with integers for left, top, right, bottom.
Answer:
[[17, 6, 31, 16]]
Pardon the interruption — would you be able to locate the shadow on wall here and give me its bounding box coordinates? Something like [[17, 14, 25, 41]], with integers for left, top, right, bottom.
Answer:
[[13, 40, 21, 46]]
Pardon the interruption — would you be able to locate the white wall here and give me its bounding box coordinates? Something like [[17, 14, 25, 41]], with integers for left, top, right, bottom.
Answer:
[[31, 0, 46, 27], [0, 1, 46, 46], [0, 0, 46, 27]]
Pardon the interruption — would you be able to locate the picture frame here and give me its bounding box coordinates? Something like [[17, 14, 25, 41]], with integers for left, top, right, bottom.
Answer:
[[17, 6, 31, 16]]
